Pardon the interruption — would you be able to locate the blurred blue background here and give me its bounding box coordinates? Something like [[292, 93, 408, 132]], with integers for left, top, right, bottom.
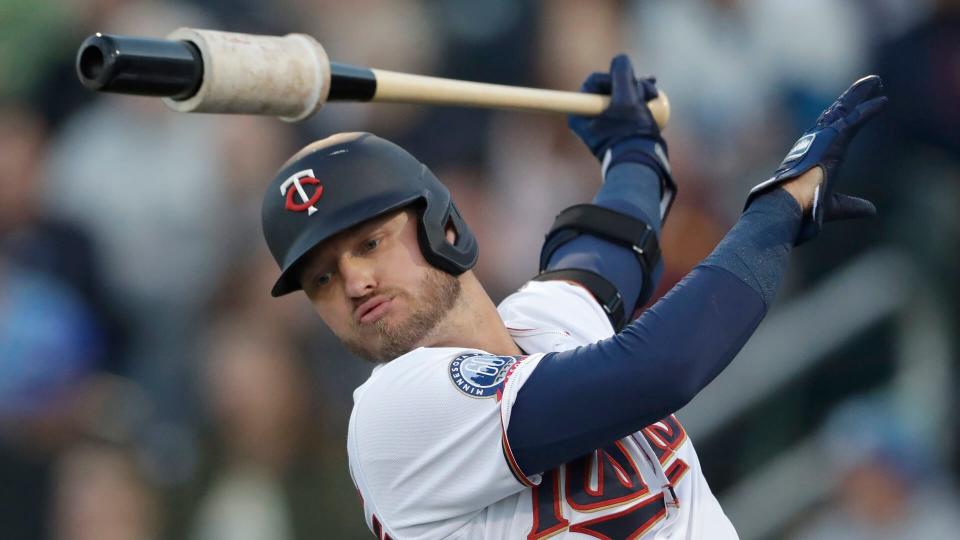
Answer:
[[1, 0, 958, 538]]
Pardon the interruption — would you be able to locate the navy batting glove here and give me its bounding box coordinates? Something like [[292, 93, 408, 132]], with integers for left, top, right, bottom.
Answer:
[[569, 54, 675, 218], [745, 75, 888, 244]]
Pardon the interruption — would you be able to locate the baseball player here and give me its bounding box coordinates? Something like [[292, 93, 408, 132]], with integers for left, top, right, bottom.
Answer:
[[261, 56, 886, 539]]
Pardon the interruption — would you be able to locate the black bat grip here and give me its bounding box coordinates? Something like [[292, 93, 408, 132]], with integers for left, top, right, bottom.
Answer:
[[76, 33, 203, 100]]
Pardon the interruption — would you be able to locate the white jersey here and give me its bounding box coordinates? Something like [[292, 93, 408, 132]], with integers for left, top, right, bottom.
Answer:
[[347, 280, 737, 539]]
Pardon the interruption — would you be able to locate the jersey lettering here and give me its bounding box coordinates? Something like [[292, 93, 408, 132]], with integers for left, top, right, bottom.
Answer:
[[569, 493, 667, 539], [565, 440, 650, 511], [528, 418, 690, 539], [641, 415, 687, 464], [528, 467, 570, 539]]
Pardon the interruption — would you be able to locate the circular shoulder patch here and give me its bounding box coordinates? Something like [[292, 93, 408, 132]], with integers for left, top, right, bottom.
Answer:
[[449, 353, 519, 398]]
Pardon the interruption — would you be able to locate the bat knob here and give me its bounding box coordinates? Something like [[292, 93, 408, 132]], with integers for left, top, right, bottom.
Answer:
[[76, 33, 203, 100]]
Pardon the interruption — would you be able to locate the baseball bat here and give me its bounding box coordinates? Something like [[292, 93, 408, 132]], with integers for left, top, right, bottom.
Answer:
[[76, 28, 670, 128]]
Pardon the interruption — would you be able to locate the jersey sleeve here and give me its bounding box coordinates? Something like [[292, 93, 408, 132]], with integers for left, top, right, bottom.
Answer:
[[498, 280, 616, 348], [347, 348, 546, 539]]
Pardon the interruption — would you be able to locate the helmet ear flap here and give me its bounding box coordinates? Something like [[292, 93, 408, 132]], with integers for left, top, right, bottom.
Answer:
[[417, 200, 478, 275]]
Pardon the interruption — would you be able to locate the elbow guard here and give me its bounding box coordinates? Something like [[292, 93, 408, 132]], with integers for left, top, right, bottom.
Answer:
[[535, 204, 661, 330]]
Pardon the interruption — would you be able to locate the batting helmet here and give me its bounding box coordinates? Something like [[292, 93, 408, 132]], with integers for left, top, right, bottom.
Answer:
[[262, 132, 478, 297]]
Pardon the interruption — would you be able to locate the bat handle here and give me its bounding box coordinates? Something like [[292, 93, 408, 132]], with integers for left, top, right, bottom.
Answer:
[[371, 68, 670, 129]]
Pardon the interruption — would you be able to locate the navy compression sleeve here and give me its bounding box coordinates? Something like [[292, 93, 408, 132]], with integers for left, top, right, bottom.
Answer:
[[508, 188, 803, 474], [544, 162, 664, 316]]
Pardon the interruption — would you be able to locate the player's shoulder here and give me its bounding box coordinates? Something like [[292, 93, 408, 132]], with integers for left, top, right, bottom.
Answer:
[[348, 346, 540, 447], [498, 279, 614, 348], [351, 347, 530, 409]]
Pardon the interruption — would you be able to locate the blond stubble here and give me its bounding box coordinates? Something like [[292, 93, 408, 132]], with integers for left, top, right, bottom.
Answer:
[[341, 267, 462, 362]]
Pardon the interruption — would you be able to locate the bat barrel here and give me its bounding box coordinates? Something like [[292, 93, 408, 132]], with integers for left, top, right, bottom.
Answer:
[[76, 33, 203, 100]]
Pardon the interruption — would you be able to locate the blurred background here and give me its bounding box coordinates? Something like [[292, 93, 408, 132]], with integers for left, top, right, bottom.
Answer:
[[1, 0, 957, 538]]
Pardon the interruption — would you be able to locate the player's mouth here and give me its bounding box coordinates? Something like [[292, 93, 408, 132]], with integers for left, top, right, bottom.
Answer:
[[355, 296, 393, 325]]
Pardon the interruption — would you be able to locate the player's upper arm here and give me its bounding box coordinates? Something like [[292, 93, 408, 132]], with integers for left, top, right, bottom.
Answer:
[[498, 279, 615, 347]]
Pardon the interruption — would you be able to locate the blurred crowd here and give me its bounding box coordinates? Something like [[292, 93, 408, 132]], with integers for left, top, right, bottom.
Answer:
[[1, 0, 957, 539]]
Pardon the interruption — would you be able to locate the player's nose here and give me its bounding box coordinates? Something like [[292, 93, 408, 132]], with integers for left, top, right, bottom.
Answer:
[[339, 254, 377, 298]]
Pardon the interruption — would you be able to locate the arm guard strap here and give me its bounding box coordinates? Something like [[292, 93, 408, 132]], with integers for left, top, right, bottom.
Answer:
[[537, 204, 660, 329]]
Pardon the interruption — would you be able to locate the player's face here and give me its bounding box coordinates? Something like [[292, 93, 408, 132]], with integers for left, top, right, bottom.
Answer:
[[299, 208, 461, 362]]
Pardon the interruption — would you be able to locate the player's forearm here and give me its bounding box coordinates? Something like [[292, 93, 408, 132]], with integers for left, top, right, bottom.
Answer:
[[508, 189, 802, 474], [544, 162, 664, 315], [703, 187, 802, 306], [596, 161, 663, 229]]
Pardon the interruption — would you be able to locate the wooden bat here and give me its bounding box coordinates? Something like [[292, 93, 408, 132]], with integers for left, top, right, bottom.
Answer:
[[77, 28, 670, 128]]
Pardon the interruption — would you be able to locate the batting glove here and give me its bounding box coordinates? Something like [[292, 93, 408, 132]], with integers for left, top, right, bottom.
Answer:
[[745, 75, 888, 244], [569, 54, 675, 218]]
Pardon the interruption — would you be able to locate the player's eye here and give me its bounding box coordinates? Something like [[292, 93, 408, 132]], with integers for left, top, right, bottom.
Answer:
[[361, 237, 381, 253], [314, 271, 333, 288]]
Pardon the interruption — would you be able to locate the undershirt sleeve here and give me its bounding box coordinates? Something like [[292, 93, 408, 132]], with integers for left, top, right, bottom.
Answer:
[[544, 162, 664, 316], [508, 188, 803, 475]]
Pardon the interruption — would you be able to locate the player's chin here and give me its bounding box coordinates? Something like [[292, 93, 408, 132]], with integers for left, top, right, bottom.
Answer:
[[340, 330, 389, 362], [348, 331, 414, 363]]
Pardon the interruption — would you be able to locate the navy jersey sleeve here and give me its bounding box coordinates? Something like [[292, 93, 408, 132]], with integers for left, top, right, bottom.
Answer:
[[509, 188, 803, 474], [544, 162, 664, 315]]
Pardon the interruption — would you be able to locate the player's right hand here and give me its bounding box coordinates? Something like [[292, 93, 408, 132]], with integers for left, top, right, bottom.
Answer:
[[569, 55, 676, 218], [569, 55, 663, 160]]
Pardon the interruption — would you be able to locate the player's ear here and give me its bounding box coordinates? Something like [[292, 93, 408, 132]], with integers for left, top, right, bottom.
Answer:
[[444, 217, 458, 244]]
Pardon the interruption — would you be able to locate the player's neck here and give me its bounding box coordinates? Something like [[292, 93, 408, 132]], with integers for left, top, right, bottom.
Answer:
[[424, 271, 522, 356]]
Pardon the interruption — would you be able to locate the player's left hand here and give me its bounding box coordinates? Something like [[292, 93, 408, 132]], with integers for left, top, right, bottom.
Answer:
[[746, 75, 888, 244]]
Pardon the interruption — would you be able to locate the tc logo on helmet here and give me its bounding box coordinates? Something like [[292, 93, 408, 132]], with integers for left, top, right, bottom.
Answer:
[[280, 169, 324, 215]]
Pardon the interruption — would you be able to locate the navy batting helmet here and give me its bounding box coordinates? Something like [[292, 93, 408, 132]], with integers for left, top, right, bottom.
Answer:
[[262, 132, 478, 297]]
